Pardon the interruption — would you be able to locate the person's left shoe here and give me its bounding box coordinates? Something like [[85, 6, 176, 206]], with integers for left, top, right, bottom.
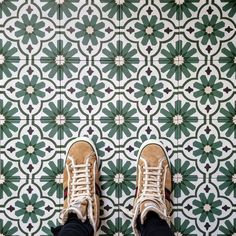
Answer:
[[60, 137, 100, 235]]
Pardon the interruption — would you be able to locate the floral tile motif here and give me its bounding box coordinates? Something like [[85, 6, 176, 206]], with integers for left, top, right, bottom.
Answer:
[[100, 156, 129, 200], [171, 154, 199, 200], [0, 216, 19, 236], [1, 179, 60, 235], [180, 120, 234, 176], [159, 0, 200, 22], [151, 97, 201, 141], [216, 41, 236, 79], [1, 119, 62, 179], [178, 179, 233, 235], [180, 1, 236, 61], [1, 1, 60, 61], [60, 69, 119, 121], [2, 63, 59, 120], [62, 3, 118, 61], [120, 62, 178, 120], [0, 159, 21, 196], [217, 218, 236, 236], [1, 0, 236, 235], [120, 0, 179, 59], [180, 63, 235, 118]]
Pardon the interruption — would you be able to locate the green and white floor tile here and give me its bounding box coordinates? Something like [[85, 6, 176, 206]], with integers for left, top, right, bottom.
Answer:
[[0, 0, 236, 235]]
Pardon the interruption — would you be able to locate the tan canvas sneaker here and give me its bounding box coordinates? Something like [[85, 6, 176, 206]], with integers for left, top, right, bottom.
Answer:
[[60, 137, 100, 235], [132, 139, 172, 236]]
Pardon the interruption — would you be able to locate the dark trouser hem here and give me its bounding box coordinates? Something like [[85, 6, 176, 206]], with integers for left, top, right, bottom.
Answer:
[[51, 213, 94, 236], [137, 211, 174, 236]]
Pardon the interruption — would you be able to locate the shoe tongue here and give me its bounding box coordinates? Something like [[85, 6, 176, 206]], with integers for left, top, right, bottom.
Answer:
[[69, 199, 88, 221], [140, 200, 166, 224], [78, 199, 88, 217]]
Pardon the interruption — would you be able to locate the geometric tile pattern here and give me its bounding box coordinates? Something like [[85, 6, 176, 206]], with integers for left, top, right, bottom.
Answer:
[[0, 0, 236, 235]]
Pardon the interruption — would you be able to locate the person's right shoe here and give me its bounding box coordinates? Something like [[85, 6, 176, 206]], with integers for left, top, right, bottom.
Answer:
[[132, 139, 172, 235]]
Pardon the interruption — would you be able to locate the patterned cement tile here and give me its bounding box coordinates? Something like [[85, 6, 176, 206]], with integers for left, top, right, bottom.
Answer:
[[0, 0, 236, 235], [1, 178, 61, 235], [180, 120, 235, 177], [177, 178, 234, 235], [180, 63, 235, 118], [179, 1, 236, 61], [0, 118, 62, 178]]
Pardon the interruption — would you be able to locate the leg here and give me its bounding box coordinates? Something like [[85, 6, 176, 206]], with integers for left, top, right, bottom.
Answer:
[[51, 213, 94, 236], [138, 211, 174, 236]]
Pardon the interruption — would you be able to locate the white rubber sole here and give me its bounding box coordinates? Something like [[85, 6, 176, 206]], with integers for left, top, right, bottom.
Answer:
[[65, 137, 100, 167], [137, 139, 171, 167]]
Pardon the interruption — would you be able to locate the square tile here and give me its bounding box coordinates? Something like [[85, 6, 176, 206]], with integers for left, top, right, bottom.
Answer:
[[151, 93, 186, 127], [175, 93, 206, 122], [2, 178, 60, 235], [32, 92, 89, 141], [3, 14, 59, 60], [180, 120, 234, 178], [61, 2, 119, 61], [60, 66, 118, 120], [178, 179, 233, 235], [180, 2, 236, 61], [2, 62, 59, 119], [1, 120, 62, 178], [121, 69, 178, 122], [120, 0, 179, 59], [179, 62, 235, 117], [37, 35, 86, 82]]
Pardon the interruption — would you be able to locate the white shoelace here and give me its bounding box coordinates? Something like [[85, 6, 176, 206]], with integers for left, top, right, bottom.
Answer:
[[69, 162, 92, 205], [140, 161, 166, 201], [60, 156, 95, 223], [121, 158, 168, 218]]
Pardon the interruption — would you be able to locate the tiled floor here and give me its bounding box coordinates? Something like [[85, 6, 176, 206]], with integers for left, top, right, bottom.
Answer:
[[0, 0, 236, 235]]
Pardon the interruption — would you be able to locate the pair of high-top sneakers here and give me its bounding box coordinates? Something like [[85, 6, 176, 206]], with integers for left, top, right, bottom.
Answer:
[[60, 138, 172, 236]]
